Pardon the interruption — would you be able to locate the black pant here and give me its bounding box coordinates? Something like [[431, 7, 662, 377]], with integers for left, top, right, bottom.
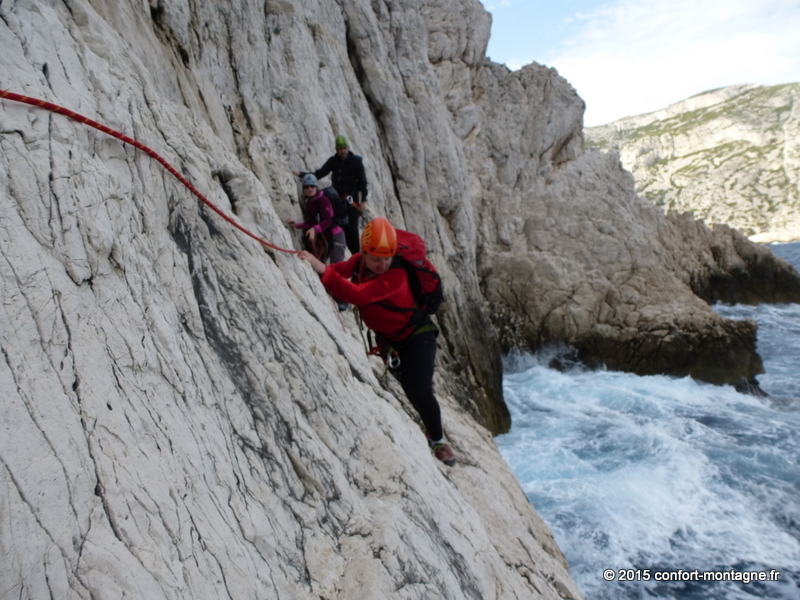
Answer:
[[328, 230, 346, 264], [389, 329, 443, 441], [344, 204, 362, 255]]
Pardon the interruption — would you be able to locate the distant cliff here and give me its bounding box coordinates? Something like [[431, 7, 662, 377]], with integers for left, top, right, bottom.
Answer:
[[3, 1, 800, 599], [586, 83, 800, 242]]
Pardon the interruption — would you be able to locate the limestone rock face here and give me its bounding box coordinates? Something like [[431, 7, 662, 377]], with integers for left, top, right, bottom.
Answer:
[[585, 84, 800, 242], [0, 0, 577, 598], [2, 0, 800, 598]]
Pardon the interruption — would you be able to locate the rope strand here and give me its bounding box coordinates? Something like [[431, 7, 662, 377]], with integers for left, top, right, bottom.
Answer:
[[0, 90, 298, 254]]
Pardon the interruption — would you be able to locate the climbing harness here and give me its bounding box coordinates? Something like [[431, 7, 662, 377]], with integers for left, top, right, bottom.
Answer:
[[354, 306, 399, 389], [0, 90, 298, 254], [375, 345, 400, 390]]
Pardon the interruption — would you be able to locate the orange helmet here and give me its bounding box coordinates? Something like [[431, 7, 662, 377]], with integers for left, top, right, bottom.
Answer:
[[361, 217, 397, 257]]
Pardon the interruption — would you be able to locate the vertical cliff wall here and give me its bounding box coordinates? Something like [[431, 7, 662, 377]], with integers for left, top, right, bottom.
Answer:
[[1, 0, 580, 598]]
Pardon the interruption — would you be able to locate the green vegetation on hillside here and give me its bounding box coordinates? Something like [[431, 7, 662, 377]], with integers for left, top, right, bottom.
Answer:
[[584, 83, 799, 238]]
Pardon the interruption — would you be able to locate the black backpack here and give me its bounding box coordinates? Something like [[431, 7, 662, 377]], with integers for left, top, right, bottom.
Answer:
[[321, 186, 349, 227]]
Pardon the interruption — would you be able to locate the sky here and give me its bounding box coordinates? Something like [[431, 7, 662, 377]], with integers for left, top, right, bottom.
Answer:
[[483, 0, 800, 126]]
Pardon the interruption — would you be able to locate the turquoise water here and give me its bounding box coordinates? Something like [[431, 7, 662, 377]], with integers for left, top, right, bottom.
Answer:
[[498, 243, 800, 600]]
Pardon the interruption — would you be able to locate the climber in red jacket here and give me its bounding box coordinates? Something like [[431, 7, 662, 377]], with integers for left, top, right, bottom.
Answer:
[[298, 217, 456, 466]]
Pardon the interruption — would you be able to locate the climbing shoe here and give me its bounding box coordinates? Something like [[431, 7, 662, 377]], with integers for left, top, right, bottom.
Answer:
[[338, 302, 350, 311], [430, 441, 456, 466]]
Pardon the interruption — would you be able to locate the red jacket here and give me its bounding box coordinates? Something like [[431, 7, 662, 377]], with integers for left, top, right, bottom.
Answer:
[[320, 254, 417, 341]]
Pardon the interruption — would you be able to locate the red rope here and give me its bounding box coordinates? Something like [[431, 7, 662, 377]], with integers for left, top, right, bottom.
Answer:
[[0, 90, 298, 254]]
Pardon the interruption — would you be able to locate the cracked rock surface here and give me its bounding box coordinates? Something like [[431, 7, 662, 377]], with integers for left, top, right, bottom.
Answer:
[[1, 0, 579, 598]]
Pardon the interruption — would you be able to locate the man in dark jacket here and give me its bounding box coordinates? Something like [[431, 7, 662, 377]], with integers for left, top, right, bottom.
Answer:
[[294, 135, 368, 254]]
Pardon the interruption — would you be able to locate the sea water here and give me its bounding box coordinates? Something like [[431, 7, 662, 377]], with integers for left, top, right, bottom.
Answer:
[[497, 243, 800, 600]]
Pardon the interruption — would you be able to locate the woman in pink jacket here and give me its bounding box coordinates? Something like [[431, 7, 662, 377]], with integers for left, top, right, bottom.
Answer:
[[287, 173, 346, 265]]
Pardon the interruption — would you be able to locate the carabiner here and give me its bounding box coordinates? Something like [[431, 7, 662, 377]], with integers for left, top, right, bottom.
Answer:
[[388, 351, 401, 369]]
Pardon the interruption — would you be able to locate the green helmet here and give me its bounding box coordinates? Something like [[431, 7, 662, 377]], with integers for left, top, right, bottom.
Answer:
[[335, 134, 349, 149]]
